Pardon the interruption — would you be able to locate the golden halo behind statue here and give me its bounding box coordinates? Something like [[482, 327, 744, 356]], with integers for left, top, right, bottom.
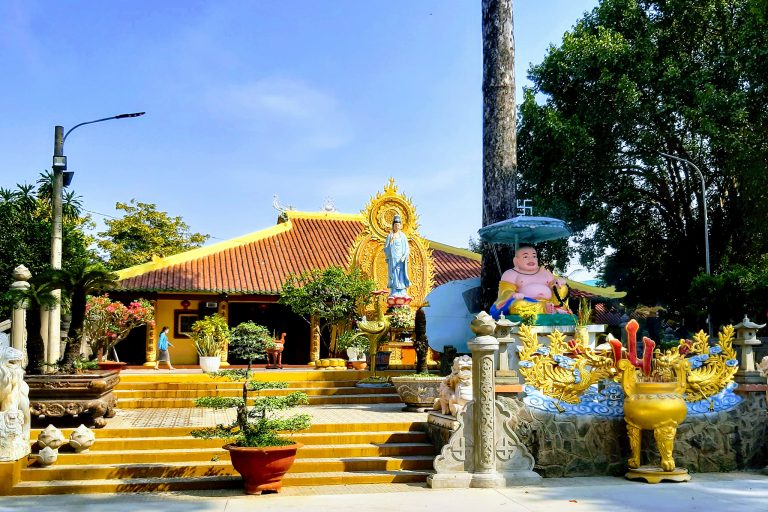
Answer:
[[364, 178, 418, 240]]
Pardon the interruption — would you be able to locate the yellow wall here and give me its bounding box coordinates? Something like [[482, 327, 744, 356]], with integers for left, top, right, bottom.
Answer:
[[155, 298, 201, 365]]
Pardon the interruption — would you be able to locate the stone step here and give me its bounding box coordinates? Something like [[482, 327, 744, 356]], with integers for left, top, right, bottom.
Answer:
[[113, 385, 393, 398], [32, 431, 428, 452], [46, 442, 435, 465], [20, 456, 434, 482], [116, 379, 365, 390], [115, 393, 401, 408], [10, 470, 433, 495], [118, 370, 404, 384], [29, 421, 426, 439]]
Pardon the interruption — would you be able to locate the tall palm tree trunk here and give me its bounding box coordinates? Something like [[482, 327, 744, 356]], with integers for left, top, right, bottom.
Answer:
[[25, 309, 46, 375], [60, 288, 86, 371], [481, 0, 517, 308]]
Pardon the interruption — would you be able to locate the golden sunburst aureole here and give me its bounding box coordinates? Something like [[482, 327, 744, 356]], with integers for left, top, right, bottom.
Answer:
[[348, 178, 435, 317]]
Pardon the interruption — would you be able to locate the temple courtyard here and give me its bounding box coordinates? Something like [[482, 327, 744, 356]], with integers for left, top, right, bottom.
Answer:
[[3, 367, 765, 511]]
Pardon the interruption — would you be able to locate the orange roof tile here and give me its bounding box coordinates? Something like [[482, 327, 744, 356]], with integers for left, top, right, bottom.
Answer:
[[117, 212, 480, 294]]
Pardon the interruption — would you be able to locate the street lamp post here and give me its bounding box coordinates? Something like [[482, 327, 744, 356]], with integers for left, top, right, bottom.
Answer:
[[47, 112, 145, 367], [658, 151, 711, 334]]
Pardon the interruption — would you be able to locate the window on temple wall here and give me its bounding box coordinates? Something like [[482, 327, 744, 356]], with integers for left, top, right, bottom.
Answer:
[[175, 311, 199, 338]]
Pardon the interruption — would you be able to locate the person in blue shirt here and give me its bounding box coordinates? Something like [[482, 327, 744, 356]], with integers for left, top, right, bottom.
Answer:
[[154, 326, 175, 370]]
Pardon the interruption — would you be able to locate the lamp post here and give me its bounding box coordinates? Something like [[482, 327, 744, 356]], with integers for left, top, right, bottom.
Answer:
[[48, 112, 145, 367], [658, 151, 711, 334]]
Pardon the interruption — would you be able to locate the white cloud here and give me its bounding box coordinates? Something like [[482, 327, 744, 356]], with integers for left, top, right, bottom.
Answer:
[[207, 77, 353, 151]]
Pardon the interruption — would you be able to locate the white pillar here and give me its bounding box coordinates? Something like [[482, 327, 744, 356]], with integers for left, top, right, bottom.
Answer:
[[466, 334, 505, 488], [9, 266, 31, 368]]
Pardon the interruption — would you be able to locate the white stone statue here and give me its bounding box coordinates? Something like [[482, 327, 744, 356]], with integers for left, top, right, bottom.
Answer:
[[37, 424, 66, 450], [34, 446, 58, 466], [0, 336, 30, 461], [434, 355, 473, 416], [69, 424, 96, 453], [757, 355, 768, 379]]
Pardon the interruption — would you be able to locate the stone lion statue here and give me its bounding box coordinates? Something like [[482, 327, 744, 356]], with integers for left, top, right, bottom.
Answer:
[[434, 355, 473, 416], [0, 335, 30, 461]]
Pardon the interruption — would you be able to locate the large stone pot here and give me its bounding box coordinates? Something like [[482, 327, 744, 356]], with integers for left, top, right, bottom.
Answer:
[[390, 375, 444, 412], [224, 442, 303, 494], [26, 370, 119, 428]]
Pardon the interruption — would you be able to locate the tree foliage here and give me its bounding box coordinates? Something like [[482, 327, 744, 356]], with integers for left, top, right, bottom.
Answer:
[[41, 261, 119, 371], [517, 0, 768, 319], [279, 265, 375, 350], [97, 199, 208, 270], [0, 174, 93, 319]]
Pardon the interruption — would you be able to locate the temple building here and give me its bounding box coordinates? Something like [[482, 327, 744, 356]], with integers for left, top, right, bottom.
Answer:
[[113, 182, 480, 366]]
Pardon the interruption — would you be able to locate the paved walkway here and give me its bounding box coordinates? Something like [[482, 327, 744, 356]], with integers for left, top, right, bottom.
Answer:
[[96, 402, 428, 429], [1, 472, 766, 511]]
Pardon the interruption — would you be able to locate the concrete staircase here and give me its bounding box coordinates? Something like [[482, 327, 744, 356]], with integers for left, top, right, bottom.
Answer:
[[10, 370, 436, 495], [114, 372, 402, 408], [13, 422, 434, 495]]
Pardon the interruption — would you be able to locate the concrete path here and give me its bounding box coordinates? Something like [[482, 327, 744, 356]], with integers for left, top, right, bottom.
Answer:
[[1, 472, 766, 512]]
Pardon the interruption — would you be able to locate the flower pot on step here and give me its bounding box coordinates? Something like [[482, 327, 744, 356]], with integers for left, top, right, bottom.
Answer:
[[96, 361, 127, 372], [224, 442, 303, 494], [390, 375, 444, 412], [26, 371, 120, 428], [199, 356, 221, 373]]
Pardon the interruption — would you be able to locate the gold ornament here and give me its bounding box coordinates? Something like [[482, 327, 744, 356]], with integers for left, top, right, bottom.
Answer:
[[516, 318, 739, 479], [516, 325, 616, 409], [348, 178, 435, 314]]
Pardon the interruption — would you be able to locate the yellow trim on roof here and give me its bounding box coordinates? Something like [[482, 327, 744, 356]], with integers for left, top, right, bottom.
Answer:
[[117, 209, 481, 282], [285, 210, 363, 221], [427, 240, 482, 262], [116, 220, 294, 280]]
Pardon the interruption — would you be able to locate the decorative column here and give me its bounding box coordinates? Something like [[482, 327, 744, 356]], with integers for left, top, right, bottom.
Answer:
[[143, 299, 158, 367], [466, 334, 506, 487], [218, 300, 230, 367], [9, 266, 31, 368], [309, 315, 321, 363]]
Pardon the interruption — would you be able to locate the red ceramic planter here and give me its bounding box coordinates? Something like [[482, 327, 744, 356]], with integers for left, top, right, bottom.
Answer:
[[96, 361, 127, 372], [224, 442, 303, 494]]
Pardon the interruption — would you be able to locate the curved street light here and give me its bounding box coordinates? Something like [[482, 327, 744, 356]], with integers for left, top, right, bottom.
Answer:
[[47, 112, 145, 366], [658, 151, 711, 334]]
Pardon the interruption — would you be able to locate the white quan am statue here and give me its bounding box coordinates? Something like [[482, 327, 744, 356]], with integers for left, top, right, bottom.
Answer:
[[384, 214, 411, 297], [0, 333, 30, 462]]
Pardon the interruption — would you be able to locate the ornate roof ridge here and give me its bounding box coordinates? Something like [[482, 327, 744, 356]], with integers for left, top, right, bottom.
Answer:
[[116, 220, 294, 280]]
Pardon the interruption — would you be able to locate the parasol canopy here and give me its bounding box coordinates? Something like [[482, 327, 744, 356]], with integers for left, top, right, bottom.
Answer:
[[478, 216, 572, 246]]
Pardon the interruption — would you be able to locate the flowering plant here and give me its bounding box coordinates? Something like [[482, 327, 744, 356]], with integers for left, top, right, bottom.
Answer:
[[388, 306, 414, 329], [83, 295, 155, 361]]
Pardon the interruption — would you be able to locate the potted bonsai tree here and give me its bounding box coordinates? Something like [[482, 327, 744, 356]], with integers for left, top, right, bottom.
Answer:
[[8, 278, 126, 427], [189, 313, 230, 373], [191, 320, 311, 494], [390, 306, 442, 411]]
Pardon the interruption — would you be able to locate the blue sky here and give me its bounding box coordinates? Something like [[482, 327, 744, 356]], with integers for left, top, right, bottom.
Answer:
[[1, 0, 598, 263]]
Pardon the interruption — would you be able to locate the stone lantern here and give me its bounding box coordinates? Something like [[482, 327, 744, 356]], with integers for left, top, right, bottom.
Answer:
[[494, 314, 519, 384], [733, 315, 765, 383]]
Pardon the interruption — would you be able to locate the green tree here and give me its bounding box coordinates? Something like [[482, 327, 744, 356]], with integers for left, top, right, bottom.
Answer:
[[516, 0, 768, 319], [7, 279, 59, 375], [97, 199, 209, 270], [42, 261, 119, 371], [279, 266, 375, 354], [0, 175, 93, 319]]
